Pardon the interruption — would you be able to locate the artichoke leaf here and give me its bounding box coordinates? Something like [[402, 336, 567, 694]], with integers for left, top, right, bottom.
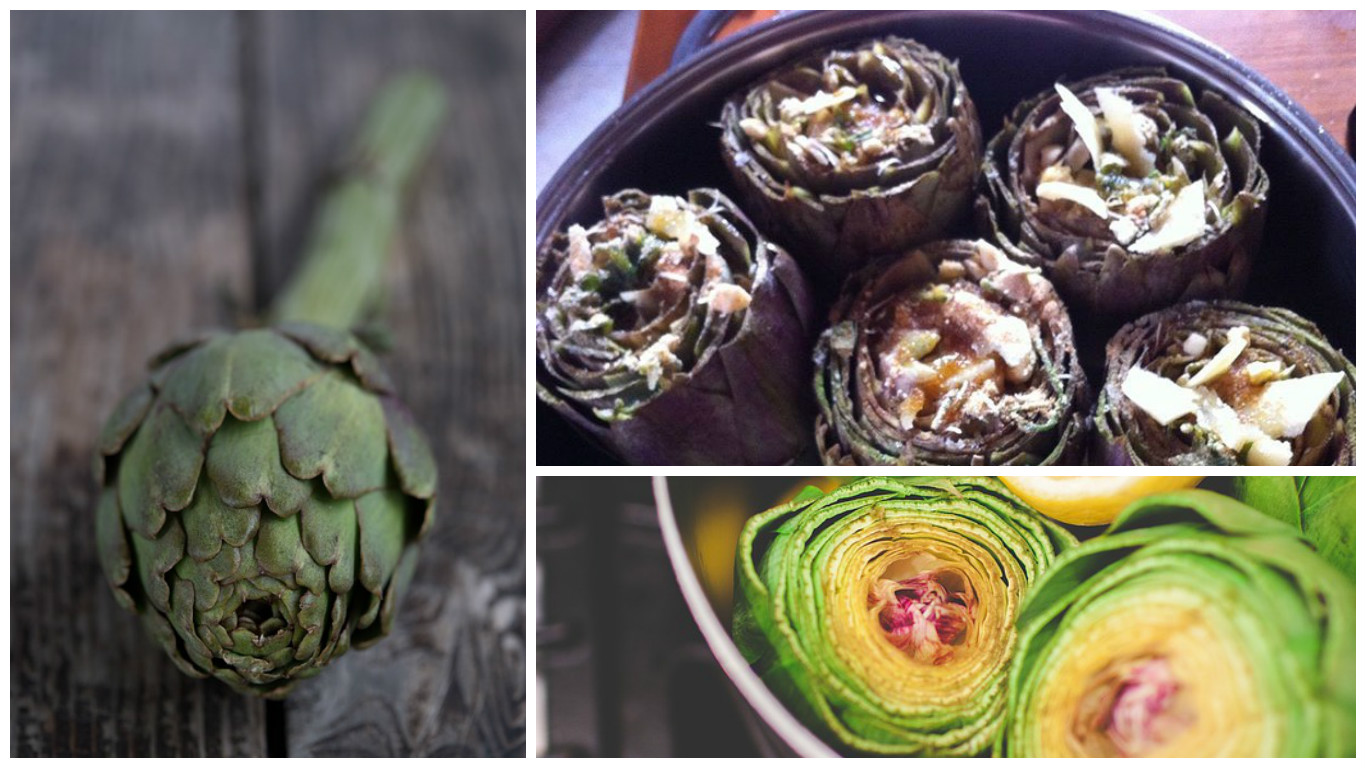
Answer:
[[276, 370, 389, 498], [1232, 476, 1355, 577]]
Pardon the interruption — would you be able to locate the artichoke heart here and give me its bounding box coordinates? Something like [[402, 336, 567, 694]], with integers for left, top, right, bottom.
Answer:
[[95, 325, 437, 698], [978, 68, 1269, 319], [1005, 489, 1355, 757], [536, 189, 818, 464], [814, 239, 1088, 465], [1096, 300, 1355, 466], [720, 36, 982, 280], [733, 477, 1075, 756]]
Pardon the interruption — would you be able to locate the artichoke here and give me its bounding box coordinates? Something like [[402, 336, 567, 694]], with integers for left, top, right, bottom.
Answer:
[[536, 188, 818, 464], [814, 239, 1088, 465], [719, 36, 981, 280], [95, 75, 446, 697], [1005, 489, 1355, 757], [977, 68, 1268, 320], [732, 477, 1074, 756], [96, 325, 436, 697], [1094, 300, 1355, 465]]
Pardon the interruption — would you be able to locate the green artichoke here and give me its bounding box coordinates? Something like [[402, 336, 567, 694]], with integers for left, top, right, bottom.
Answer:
[[536, 188, 817, 464], [733, 477, 1074, 755], [814, 239, 1088, 465], [1095, 300, 1355, 465], [1005, 489, 1355, 757], [94, 74, 446, 697], [719, 36, 981, 280], [977, 68, 1268, 320], [95, 325, 436, 697]]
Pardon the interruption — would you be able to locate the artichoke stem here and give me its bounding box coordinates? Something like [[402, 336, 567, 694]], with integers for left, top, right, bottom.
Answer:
[[270, 72, 447, 331]]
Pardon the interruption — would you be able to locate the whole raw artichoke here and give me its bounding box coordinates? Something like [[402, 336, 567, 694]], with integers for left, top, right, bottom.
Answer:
[[1005, 489, 1355, 757], [720, 36, 981, 281], [814, 239, 1088, 465], [95, 326, 435, 697], [733, 477, 1074, 756], [977, 68, 1268, 320], [536, 188, 817, 464], [94, 74, 446, 697], [1094, 300, 1355, 465]]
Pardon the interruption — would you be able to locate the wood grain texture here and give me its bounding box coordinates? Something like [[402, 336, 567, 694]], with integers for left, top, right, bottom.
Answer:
[[11, 11, 264, 757], [11, 10, 526, 757], [1156, 10, 1355, 148]]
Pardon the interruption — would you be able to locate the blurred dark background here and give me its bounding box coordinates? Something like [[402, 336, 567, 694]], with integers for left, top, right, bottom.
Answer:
[[537, 477, 761, 757]]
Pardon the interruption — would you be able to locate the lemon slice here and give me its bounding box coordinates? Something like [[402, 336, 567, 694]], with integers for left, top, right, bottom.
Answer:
[[1000, 476, 1202, 526]]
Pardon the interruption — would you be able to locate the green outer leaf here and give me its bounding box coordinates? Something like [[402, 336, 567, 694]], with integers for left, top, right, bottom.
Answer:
[[733, 476, 1073, 756], [1232, 476, 1355, 577], [276, 370, 389, 499], [1005, 489, 1355, 757]]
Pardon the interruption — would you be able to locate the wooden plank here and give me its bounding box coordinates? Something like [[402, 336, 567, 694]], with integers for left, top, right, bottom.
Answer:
[[10, 11, 265, 757], [250, 11, 526, 756]]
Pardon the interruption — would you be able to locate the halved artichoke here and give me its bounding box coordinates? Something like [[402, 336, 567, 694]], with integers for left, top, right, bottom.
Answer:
[[1005, 489, 1355, 757], [536, 189, 818, 464], [720, 36, 981, 280], [1095, 300, 1355, 465], [814, 239, 1088, 465], [977, 68, 1268, 320], [733, 477, 1075, 756]]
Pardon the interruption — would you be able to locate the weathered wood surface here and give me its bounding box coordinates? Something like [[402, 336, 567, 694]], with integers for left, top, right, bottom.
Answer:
[[11, 10, 526, 757]]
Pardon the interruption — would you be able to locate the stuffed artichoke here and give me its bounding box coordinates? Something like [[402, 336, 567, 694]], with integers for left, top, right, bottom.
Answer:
[[1005, 489, 1355, 757], [733, 477, 1074, 756], [1095, 300, 1355, 465], [536, 189, 818, 464], [814, 239, 1088, 465], [720, 36, 981, 280], [978, 68, 1268, 320]]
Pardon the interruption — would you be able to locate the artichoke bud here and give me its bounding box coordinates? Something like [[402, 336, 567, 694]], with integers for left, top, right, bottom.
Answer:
[[95, 324, 436, 698]]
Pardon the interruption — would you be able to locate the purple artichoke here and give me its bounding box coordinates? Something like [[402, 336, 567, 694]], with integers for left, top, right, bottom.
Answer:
[[977, 68, 1268, 321], [536, 189, 818, 464], [720, 36, 981, 281], [814, 239, 1088, 465]]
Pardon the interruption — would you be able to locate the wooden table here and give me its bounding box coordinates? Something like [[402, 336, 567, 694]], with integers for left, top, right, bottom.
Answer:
[[12, 11, 525, 757]]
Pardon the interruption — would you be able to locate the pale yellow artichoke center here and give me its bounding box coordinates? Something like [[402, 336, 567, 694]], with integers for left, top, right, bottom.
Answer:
[[1032, 588, 1275, 757], [820, 519, 1018, 710]]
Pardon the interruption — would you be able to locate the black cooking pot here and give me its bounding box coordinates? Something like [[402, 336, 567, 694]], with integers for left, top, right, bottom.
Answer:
[[536, 10, 1356, 466]]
